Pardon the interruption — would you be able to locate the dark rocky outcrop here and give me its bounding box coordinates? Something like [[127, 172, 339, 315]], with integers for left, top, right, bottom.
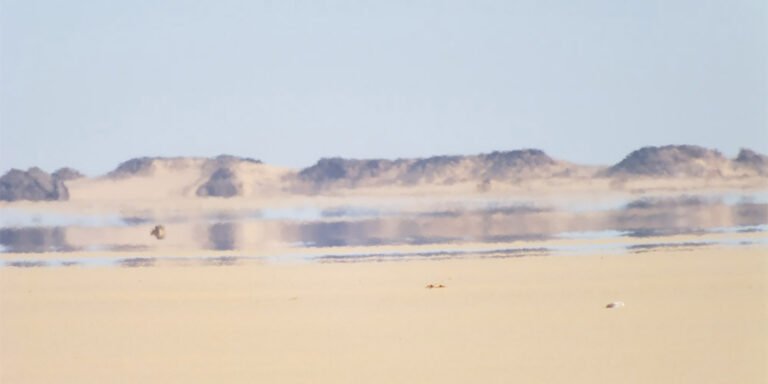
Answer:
[[300, 158, 351, 182], [605, 145, 730, 177], [0, 167, 69, 201], [108, 155, 262, 178], [52, 167, 84, 181], [296, 149, 564, 188], [210, 155, 261, 167], [401, 155, 464, 184], [733, 148, 768, 175], [298, 158, 404, 186], [196, 155, 261, 197], [479, 149, 558, 179], [196, 167, 243, 197], [108, 157, 156, 178]]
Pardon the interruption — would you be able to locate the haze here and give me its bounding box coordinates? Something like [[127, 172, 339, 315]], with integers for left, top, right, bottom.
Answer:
[[1, 0, 766, 176]]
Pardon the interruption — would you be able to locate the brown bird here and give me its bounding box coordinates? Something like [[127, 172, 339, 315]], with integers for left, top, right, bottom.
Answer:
[[150, 225, 165, 240]]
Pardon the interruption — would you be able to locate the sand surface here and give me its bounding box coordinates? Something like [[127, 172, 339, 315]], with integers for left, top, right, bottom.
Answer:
[[1, 246, 765, 383]]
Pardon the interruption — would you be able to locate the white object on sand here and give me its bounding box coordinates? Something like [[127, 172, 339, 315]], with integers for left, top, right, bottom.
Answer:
[[605, 301, 625, 309]]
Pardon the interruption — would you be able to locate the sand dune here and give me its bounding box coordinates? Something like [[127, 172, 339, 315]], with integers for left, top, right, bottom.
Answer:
[[67, 158, 293, 201]]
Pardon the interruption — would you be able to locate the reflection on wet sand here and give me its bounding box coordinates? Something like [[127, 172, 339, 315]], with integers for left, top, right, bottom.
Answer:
[[624, 195, 712, 210], [280, 199, 765, 248], [119, 257, 156, 268], [0, 227, 74, 253], [2, 232, 765, 268], [626, 242, 712, 253], [208, 222, 239, 250], [203, 256, 240, 266], [313, 247, 550, 263], [0, 193, 766, 259], [5, 260, 48, 268]]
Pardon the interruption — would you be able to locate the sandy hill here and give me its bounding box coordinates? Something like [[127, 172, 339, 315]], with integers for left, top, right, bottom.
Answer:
[[65, 155, 291, 202], [605, 145, 767, 178]]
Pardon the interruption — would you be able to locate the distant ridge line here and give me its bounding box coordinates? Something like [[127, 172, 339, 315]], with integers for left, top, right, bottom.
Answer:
[[1, 145, 765, 201]]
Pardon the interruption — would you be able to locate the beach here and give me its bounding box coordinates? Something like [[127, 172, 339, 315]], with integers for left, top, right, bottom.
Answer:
[[2, 246, 765, 384]]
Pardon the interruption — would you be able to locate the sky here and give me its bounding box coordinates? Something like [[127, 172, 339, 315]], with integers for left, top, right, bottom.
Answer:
[[1, 0, 766, 176]]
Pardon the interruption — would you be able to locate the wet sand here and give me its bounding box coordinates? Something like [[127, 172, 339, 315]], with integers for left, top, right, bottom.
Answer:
[[1, 246, 765, 383]]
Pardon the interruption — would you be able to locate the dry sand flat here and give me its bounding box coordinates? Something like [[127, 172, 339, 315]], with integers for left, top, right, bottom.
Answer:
[[1, 247, 766, 384]]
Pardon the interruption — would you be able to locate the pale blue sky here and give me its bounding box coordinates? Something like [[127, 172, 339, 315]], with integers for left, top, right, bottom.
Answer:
[[1, 0, 766, 175]]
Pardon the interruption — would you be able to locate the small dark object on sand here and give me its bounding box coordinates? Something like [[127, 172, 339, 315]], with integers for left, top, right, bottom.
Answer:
[[151, 225, 165, 240], [426, 284, 446, 289], [605, 301, 625, 309]]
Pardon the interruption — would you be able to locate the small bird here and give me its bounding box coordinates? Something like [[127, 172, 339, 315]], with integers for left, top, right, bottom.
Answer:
[[150, 225, 165, 240], [605, 301, 625, 309]]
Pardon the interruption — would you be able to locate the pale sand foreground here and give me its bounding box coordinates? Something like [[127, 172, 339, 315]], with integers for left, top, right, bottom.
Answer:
[[1, 248, 766, 383]]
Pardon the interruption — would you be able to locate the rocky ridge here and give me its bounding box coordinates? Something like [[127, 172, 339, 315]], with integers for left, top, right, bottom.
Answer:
[[0, 167, 71, 201], [296, 149, 579, 189], [1, 146, 765, 201]]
